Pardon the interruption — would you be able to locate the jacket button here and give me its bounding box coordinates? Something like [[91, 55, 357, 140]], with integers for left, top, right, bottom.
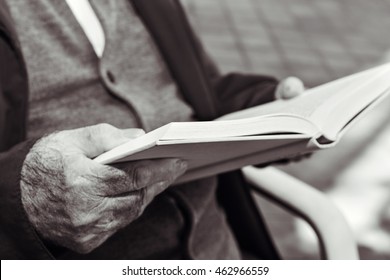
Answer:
[[106, 70, 116, 84]]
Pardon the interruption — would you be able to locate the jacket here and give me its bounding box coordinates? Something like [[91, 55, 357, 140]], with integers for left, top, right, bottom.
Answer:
[[0, 0, 279, 259]]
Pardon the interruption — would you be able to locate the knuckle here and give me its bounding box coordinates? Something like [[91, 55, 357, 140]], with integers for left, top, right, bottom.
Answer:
[[85, 123, 115, 142], [73, 232, 112, 254], [131, 167, 151, 190], [132, 188, 147, 218], [96, 123, 115, 134], [74, 242, 94, 254], [66, 175, 82, 189], [71, 233, 103, 254], [71, 235, 92, 254], [69, 212, 90, 229], [97, 213, 118, 231], [96, 123, 112, 129], [114, 213, 133, 230], [83, 126, 95, 143]]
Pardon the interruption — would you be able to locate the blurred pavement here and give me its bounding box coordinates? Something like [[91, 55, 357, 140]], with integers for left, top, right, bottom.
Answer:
[[182, 0, 390, 259]]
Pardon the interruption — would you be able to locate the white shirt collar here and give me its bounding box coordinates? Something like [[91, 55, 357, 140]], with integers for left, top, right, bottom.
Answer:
[[65, 0, 105, 57]]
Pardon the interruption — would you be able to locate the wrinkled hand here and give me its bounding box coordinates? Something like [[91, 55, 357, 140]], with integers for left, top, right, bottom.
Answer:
[[20, 124, 187, 254]]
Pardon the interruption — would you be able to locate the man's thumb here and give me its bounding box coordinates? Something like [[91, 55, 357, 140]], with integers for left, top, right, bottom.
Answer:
[[74, 123, 145, 158], [122, 128, 146, 139], [275, 76, 305, 100]]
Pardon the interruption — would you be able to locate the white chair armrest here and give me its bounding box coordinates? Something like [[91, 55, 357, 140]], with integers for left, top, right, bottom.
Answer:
[[242, 166, 359, 260]]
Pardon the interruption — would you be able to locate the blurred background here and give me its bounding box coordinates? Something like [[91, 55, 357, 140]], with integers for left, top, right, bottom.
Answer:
[[181, 0, 390, 259]]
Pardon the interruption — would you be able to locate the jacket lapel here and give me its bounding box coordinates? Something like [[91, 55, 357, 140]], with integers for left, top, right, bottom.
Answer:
[[130, 0, 218, 120], [0, 0, 29, 148], [0, 0, 22, 50]]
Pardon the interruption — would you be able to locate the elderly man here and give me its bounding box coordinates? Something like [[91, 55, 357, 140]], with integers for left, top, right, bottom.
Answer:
[[0, 0, 303, 259]]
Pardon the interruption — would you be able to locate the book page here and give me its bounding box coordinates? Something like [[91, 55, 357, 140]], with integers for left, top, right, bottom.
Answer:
[[94, 117, 316, 164], [160, 115, 318, 141], [218, 77, 354, 121], [220, 63, 390, 141], [113, 135, 309, 170], [310, 63, 390, 139]]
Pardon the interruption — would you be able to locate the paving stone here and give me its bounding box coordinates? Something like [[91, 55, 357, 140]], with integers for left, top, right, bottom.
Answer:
[[281, 47, 323, 68], [241, 35, 274, 51], [271, 28, 311, 49]]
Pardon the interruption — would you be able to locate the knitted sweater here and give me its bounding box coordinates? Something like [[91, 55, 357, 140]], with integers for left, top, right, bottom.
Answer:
[[5, 0, 240, 259]]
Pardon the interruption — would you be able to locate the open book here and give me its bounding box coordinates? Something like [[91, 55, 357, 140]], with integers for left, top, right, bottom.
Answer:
[[94, 63, 390, 183]]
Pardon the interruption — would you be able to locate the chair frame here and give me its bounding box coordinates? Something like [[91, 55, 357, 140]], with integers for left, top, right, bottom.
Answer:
[[243, 166, 359, 260]]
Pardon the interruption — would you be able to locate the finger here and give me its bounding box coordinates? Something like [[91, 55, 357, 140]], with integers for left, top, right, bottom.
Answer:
[[92, 208, 124, 233], [71, 229, 115, 254], [80, 160, 134, 197], [104, 181, 172, 226], [104, 192, 146, 225], [122, 128, 146, 139], [87, 158, 187, 197], [115, 158, 188, 191], [143, 180, 173, 205], [103, 159, 188, 215], [275, 77, 305, 100], [72, 123, 145, 158]]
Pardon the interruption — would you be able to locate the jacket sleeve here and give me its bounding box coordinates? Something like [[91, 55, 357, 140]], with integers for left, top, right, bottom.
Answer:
[[1, 13, 53, 259], [0, 139, 54, 259], [193, 34, 279, 116]]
